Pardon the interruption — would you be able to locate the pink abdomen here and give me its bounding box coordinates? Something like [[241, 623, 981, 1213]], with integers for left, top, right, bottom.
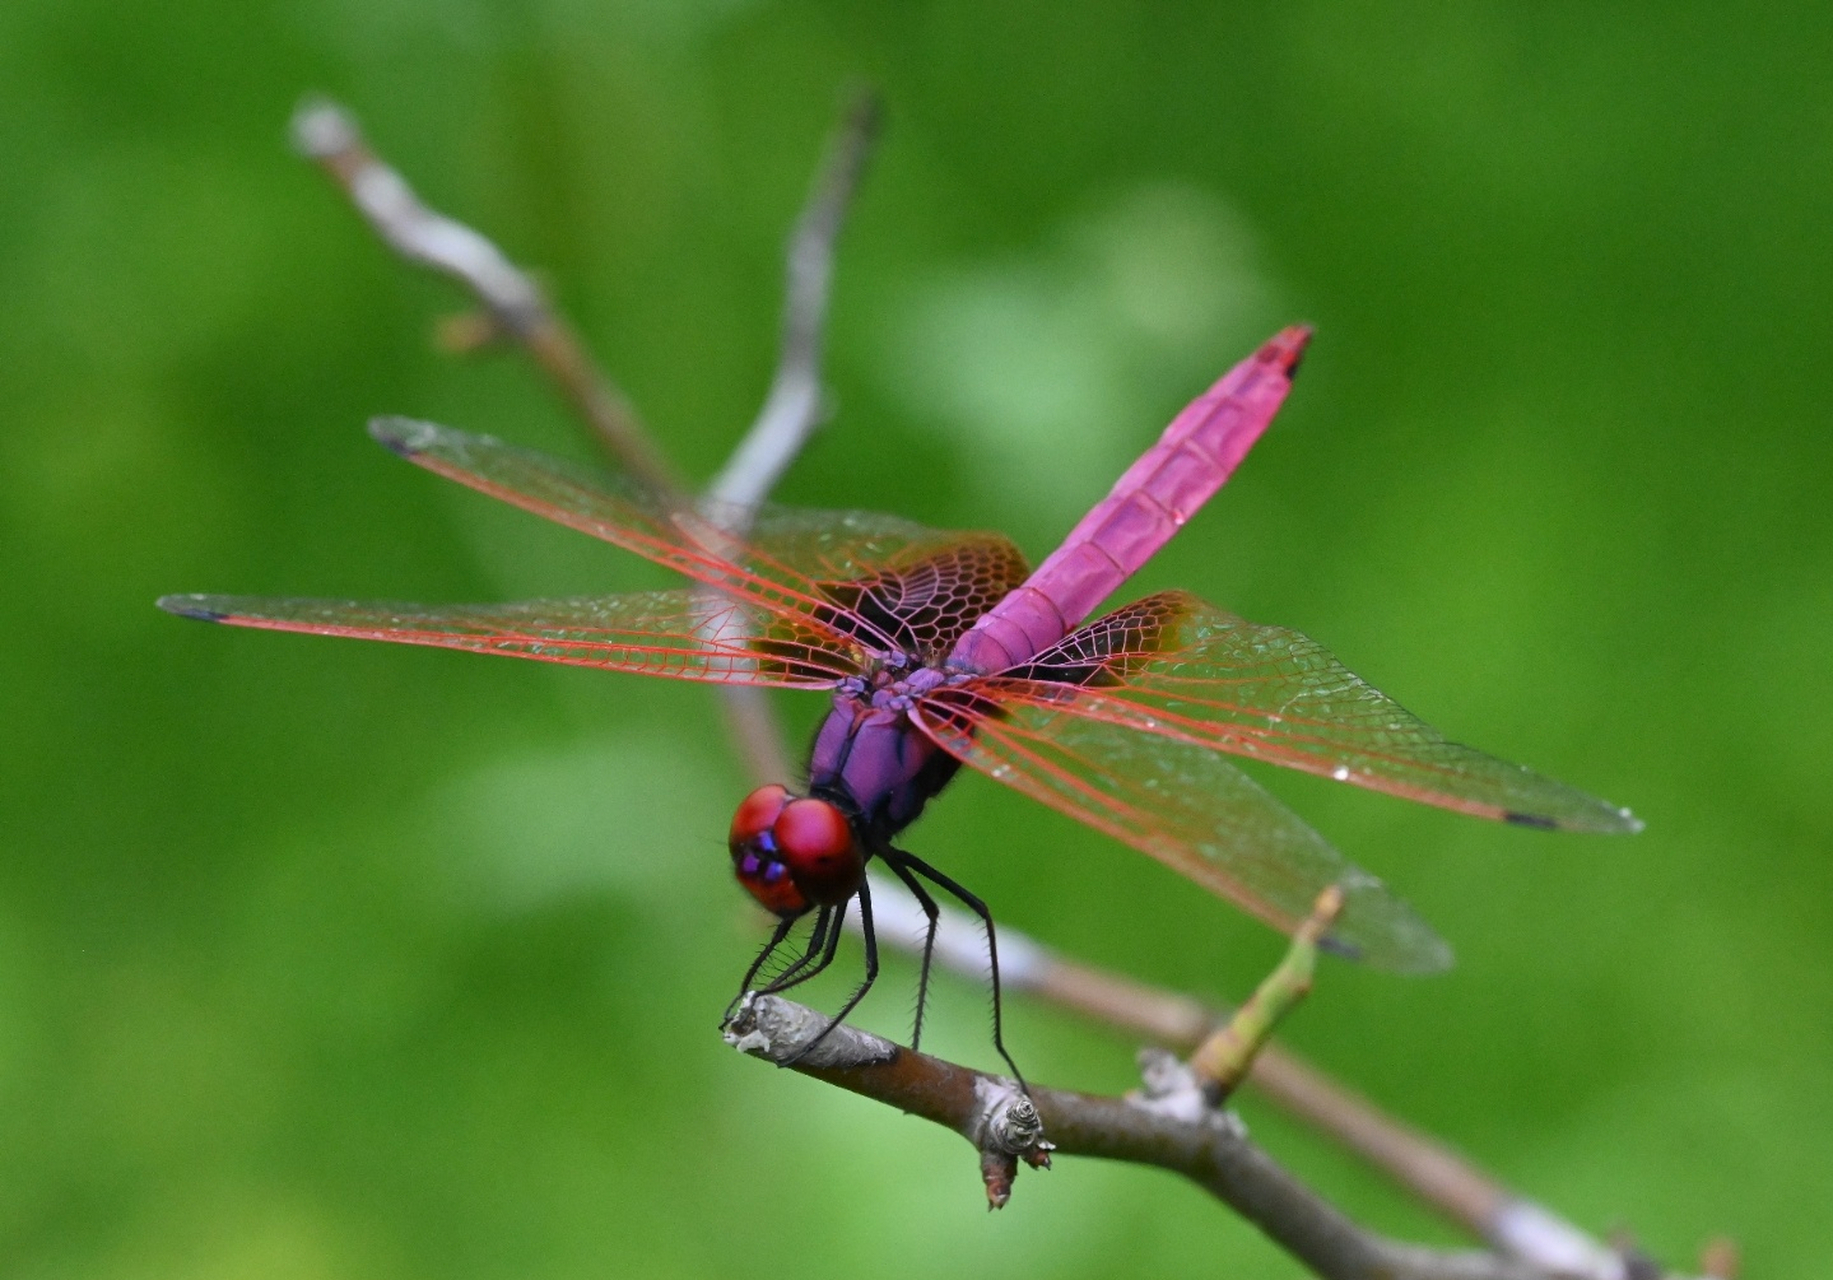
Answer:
[[948, 325, 1311, 673]]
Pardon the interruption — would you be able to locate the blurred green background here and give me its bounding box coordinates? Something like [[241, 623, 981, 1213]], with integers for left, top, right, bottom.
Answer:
[[3, 2, 1829, 1276]]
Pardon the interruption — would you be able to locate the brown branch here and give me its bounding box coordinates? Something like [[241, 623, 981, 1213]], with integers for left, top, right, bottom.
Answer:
[[861, 885, 1634, 1278], [726, 995, 1602, 1280], [290, 97, 684, 496]]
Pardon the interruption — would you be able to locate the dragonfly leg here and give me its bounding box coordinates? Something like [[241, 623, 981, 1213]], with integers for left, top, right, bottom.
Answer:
[[892, 849, 1027, 1093], [782, 879, 880, 1067], [722, 913, 799, 1025], [757, 903, 842, 996], [743, 915, 799, 990], [879, 854, 941, 1052]]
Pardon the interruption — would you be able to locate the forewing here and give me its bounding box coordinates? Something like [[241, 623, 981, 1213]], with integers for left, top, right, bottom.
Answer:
[[910, 686, 1450, 972], [156, 590, 858, 687], [370, 418, 1012, 656], [1002, 591, 1639, 833]]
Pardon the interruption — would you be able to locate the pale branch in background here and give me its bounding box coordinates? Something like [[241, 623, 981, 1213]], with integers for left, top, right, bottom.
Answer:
[[299, 92, 1700, 1280], [291, 93, 804, 786], [290, 97, 682, 495], [707, 91, 881, 511], [702, 90, 881, 783]]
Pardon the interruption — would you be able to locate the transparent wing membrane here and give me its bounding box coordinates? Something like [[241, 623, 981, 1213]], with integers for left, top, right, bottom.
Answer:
[[911, 688, 1452, 973], [161, 414, 1631, 980], [156, 590, 858, 686], [1000, 591, 1639, 834], [369, 417, 1023, 659]]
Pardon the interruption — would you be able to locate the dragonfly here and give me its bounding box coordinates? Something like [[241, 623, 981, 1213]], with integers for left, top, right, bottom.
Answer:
[[161, 327, 1638, 1078]]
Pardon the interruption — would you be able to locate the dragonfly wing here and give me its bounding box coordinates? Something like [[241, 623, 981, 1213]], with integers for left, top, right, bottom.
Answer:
[[910, 686, 1452, 973], [804, 532, 1031, 662], [1001, 591, 1640, 833], [370, 418, 1021, 657], [741, 506, 1024, 594], [156, 589, 857, 687]]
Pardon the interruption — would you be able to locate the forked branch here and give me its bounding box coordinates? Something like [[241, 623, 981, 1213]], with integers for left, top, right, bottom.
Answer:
[[293, 93, 880, 786], [701, 90, 881, 783]]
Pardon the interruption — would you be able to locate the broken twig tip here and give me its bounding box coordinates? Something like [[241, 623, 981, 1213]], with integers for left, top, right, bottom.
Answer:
[[1300, 885, 1345, 944], [290, 96, 358, 158], [966, 1077, 1052, 1208], [980, 1149, 1015, 1210]]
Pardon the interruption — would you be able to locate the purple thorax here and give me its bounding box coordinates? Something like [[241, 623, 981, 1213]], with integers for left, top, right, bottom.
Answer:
[[807, 667, 958, 842]]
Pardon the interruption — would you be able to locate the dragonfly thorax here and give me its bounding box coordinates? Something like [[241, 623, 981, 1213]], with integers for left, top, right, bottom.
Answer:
[[804, 667, 972, 845]]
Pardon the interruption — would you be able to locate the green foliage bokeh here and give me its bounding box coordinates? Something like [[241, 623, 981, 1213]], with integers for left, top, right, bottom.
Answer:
[[2, 3, 1829, 1276]]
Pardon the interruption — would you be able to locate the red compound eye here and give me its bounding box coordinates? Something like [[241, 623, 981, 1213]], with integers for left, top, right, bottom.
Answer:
[[729, 784, 805, 917], [773, 798, 862, 907], [729, 784, 790, 851]]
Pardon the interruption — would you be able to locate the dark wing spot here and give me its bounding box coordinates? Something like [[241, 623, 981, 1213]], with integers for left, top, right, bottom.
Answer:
[[1504, 810, 1560, 830], [367, 416, 429, 457], [820, 535, 1032, 661]]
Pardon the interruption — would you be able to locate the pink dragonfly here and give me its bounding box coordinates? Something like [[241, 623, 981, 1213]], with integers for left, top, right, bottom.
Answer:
[[161, 327, 1637, 1075]]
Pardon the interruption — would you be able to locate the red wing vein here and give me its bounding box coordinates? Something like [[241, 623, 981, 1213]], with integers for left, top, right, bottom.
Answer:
[[375, 418, 917, 654], [1000, 591, 1637, 833], [158, 590, 857, 687], [909, 688, 1451, 973]]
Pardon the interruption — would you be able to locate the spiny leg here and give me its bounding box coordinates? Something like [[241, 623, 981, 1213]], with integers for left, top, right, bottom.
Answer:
[[783, 879, 880, 1066], [731, 906, 831, 1025], [739, 915, 799, 992], [895, 849, 1026, 1092], [759, 900, 845, 997], [723, 913, 799, 1025], [881, 853, 942, 1052]]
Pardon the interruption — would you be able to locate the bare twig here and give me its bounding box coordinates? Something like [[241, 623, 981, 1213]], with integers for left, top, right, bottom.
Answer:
[[707, 91, 881, 510], [291, 98, 683, 495], [726, 995, 1618, 1280], [292, 94, 881, 788], [862, 884, 1628, 1278]]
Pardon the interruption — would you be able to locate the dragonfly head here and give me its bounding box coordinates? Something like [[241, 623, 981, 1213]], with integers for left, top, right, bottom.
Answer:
[[729, 784, 863, 918]]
